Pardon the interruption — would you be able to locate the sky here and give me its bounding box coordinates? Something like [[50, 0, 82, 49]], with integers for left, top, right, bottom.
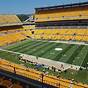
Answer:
[[0, 0, 88, 14]]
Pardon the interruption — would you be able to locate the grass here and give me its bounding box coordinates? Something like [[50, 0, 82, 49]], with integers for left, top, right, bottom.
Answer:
[[1, 39, 88, 84], [0, 50, 20, 64], [72, 46, 88, 66], [4, 39, 88, 67], [60, 69, 88, 84]]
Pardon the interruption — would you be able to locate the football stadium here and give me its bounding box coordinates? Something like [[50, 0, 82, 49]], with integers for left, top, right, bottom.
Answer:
[[0, 1, 88, 88]]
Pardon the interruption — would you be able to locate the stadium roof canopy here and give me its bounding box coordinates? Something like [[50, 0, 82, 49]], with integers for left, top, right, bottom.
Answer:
[[35, 2, 88, 12]]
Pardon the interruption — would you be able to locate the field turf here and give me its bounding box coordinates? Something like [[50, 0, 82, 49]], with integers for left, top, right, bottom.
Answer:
[[0, 39, 88, 84], [4, 39, 88, 67]]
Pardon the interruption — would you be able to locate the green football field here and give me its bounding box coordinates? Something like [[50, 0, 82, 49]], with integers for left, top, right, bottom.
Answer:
[[0, 39, 88, 84], [4, 39, 88, 67]]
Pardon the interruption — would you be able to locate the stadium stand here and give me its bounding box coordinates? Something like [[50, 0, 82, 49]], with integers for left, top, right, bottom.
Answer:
[[23, 25, 35, 30], [32, 29, 88, 42], [35, 2, 88, 22], [0, 15, 28, 46], [29, 2, 88, 42], [0, 2, 88, 88], [0, 32, 27, 46], [0, 15, 22, 26]]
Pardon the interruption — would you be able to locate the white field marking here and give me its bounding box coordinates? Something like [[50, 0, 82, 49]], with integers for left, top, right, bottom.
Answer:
[[27, 39, 87, 46], [0, 48, 83, 71], [25, 39, 88, 46], [0, 48, 22, 55], [55, 48, 63, 51], [49, 40, 88, 46]]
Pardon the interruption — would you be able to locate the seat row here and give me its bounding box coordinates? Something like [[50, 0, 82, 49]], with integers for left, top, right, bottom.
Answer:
[[32, 29, 88, 42], [0, 32, 27, 46]]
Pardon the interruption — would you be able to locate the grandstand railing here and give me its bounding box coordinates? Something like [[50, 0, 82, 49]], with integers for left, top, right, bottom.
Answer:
[[36, 26, 88, 29]]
